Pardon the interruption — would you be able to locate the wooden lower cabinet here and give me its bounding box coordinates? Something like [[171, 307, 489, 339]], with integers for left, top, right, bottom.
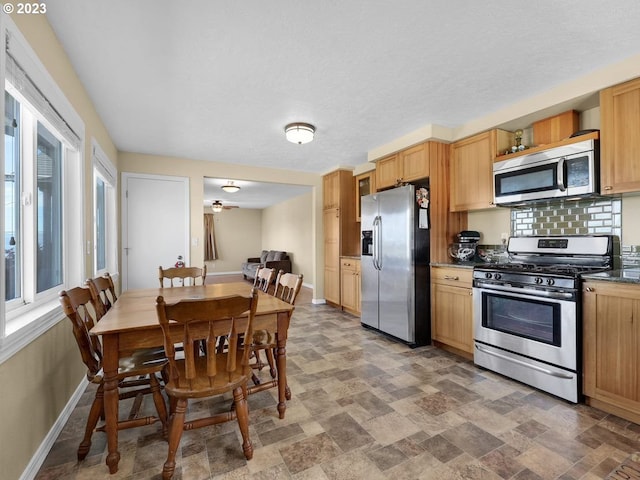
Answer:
[[340, 257, 360, 315], [583, 280, 640, 423], [430, 266, 474, 357]]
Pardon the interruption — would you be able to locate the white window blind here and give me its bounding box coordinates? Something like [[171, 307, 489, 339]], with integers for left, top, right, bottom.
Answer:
[[5, 34, 81, 149]]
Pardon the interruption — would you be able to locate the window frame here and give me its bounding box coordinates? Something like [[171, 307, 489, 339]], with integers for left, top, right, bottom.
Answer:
[[92, 139, 118, 277], [0, 15, 85, 364]]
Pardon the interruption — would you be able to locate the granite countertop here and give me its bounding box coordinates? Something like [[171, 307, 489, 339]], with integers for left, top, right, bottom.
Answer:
[[340, 255, 361, 260], [430, 261, 483, 269], [582, 267, 640, 285]]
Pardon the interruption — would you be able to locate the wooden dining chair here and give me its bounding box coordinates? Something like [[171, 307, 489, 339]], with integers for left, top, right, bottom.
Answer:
[[155, 289, 258, 480], [59, 286, 168, 461], [158, 265, 207, 287], [86, 272, 118, 317], [249, 271, 303, 398], [253, 266, 275, 293]]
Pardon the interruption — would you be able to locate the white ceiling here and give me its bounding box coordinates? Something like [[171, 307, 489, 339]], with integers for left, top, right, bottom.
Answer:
[[204, 178, 311, 210], [43, 1, 640, 192]]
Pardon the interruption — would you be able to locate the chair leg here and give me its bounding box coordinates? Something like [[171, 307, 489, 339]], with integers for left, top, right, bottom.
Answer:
[[149, 374, 169, 437], [265, 348, 277, 379], [163, 397, 187, 480], [233, 386, 253, 461], [78, 383, 104, 460], [253, 349, 266, 370]]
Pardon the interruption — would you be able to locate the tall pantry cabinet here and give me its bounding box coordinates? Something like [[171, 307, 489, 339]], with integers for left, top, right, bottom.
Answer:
[[323, 170, 359, 306]]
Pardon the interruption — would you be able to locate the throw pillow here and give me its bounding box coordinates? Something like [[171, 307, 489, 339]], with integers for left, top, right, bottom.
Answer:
[[273, 251, 286, 261], [266, 250, 277, 262], [260, 250, 269, 263]]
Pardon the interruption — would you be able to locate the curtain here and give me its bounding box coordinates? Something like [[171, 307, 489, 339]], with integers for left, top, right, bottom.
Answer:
[[204, 213, 218, 261]]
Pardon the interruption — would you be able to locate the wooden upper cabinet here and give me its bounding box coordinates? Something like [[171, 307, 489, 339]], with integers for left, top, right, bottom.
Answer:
[[400, 143, 429, 182], [450, 129, 513, 212], [375, 153, 400, 190], [355, 170, 375, 222], [600, 77, 640, 195], [375, 143, 429, 190], [323, 171, 341, 209], [532, 110, 579, 145]]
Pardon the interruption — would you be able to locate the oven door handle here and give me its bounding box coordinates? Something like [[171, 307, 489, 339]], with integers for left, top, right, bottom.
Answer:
[[475, 344, 574, 379], [475, 283, 574, 300]]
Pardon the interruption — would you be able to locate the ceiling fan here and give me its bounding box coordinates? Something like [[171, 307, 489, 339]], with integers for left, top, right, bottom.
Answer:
[[211, 200, 239, 213]]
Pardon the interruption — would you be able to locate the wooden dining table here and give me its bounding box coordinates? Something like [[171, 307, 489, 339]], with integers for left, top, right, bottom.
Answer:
[[90, 282, 295, 474]]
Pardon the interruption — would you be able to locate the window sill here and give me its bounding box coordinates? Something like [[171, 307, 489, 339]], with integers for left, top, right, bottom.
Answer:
[[0, 299, 64, 364]]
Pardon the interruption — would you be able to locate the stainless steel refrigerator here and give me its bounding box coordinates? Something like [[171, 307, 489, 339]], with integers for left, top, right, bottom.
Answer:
[[360, 184, 430, 346]]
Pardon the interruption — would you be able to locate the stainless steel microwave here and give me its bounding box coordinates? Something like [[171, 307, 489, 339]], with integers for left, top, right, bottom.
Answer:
[[493, 138, 599, 206]]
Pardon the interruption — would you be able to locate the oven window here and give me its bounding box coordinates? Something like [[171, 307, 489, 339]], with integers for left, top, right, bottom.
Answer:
[[495, 163, 557, 196], [482, 292, 561, 346]]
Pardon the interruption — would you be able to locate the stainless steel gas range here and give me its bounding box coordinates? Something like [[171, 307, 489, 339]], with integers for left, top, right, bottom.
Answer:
[[472, 235, 617, 403]]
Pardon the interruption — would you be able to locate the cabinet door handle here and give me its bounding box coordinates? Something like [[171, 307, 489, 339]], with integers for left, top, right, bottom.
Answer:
[[603, 186, 613, 191], [444, 275, 459, 281], [585, 287, 594, 292]]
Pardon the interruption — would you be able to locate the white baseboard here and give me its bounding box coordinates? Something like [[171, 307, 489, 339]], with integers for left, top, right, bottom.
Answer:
[[20, 378, 88, 480], [206, 271, 243, 276]]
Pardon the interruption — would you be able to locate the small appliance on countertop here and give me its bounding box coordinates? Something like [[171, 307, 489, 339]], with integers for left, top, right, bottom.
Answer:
[[449, 230, 480, 263]]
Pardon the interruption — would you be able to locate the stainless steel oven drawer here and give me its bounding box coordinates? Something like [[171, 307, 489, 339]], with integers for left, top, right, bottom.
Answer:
[[474, 342, 579, 403]]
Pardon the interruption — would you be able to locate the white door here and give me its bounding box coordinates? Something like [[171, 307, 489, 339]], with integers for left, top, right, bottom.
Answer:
[[122, 173, 190, 290]]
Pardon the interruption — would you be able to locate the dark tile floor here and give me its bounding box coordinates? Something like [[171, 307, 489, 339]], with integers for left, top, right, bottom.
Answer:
[[35, 296, 640, 479]]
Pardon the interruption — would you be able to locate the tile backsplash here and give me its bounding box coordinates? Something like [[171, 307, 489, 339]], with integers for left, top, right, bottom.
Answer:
[[502, 196, 640, 268], [511, 197, 621, 237]]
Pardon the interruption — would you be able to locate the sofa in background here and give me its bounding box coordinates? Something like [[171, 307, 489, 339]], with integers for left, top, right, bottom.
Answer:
[[241, 250, 291, 281]]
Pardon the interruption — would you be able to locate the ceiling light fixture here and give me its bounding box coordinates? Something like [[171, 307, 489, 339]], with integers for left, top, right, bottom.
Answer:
[[221, 181, 240, 193], [211, 201, 223, 213], [285, 122, 315, 144]]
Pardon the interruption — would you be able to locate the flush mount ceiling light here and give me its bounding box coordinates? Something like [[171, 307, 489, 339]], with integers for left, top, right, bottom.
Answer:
[[221, 181, 240, 193], [211, 200, 223, 213], [285, 122, 315, 144]]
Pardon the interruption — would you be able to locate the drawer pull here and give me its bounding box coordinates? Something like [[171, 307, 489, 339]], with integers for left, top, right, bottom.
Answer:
[[444, 275, 459, 281]]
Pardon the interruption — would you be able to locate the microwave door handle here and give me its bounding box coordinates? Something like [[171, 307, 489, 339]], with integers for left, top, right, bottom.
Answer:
[[557, 157, 567, 191]]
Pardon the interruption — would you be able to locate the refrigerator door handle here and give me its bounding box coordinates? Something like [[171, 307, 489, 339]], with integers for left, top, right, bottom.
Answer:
[[372, 216, 378, 270], [374, 215, 382, 270]]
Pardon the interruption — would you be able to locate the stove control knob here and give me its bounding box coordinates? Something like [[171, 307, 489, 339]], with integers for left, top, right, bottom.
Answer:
[[484, 272, 492, 279], [534, 277, 543, 284], [546, 278, 555, 286], [494, 273, 502, 280]]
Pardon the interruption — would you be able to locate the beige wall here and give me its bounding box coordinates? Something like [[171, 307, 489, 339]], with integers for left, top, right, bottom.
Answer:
[[262, 191, 314, 282], [467, 208, 511, 245], [0, 12, 119, 480], [205, 209, 263, 274], [118, 152, 324, 297], [204, 191, 313, 283]]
